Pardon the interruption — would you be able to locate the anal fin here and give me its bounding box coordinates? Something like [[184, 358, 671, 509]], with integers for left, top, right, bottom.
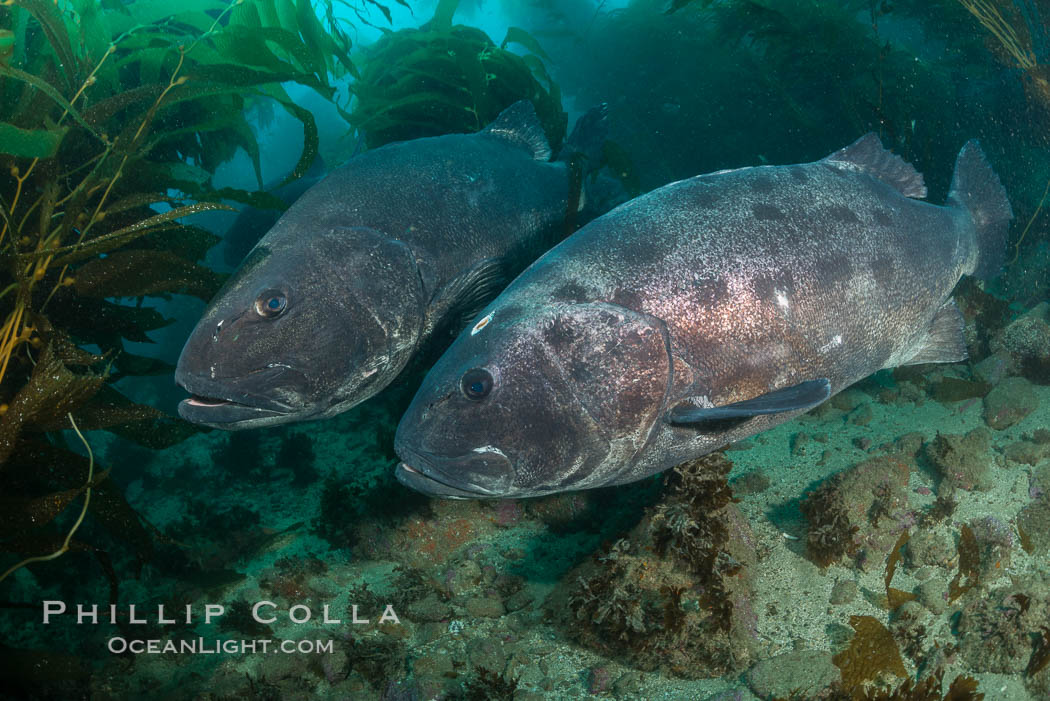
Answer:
[[895, 298, 968, 367]]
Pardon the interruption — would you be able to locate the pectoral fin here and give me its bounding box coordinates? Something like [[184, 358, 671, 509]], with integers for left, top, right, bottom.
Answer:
[[667, 378, 832, 425], [423, 257, 507, 339]]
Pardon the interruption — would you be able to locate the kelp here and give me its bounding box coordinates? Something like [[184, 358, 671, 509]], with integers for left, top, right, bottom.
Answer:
[[0, 0, 357, 597], [956, 0, 1050, 110], [350, 1, 566, 150]]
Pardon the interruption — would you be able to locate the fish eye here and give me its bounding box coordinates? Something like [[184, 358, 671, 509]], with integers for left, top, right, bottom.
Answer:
[[461, 368, 494, 400], [255, 289, 288, 318]]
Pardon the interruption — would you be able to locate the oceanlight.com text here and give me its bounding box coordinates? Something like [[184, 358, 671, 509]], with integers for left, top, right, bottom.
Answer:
[[107, 637, 336, 655]]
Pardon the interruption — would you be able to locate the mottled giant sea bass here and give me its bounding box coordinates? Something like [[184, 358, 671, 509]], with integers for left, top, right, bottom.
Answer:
[[176, 101, 607, 429], [394, 136, 1012, 498]]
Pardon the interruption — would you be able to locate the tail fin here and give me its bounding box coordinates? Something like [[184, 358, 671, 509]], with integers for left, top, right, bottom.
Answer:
[[949, 140, 1013, 280], [558, 103, 609, 169], [558, 104, 620, 231]]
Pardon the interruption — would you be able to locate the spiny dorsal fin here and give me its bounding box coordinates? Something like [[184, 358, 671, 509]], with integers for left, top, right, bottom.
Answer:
[[895, 298, 968, 367], [823, 133, 927, 199], [482, 100, 552, 161]]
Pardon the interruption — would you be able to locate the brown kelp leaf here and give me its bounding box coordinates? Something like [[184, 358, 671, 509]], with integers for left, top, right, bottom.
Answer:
[[44, 202, 235, 267], [34, 385, 201, 447], [833, 615, 907, 690], [949, 524, 980, 602], [110, 351, 175, 379], [73, 249, 227, 301], [0, 344, 106, 465], [30, 316, 106, 367], [0, 487, 85, 540], [1026, 627, 1050, 678], [108, 415, 202, 449], [500, 26, 551, 61], [137, 224, 222, 262], [0, 644, 89, 694], [11, 0, 78, 87], [90, 480, 154, 563], [46, 293, 174, 345], [884, 531, 917, 609]]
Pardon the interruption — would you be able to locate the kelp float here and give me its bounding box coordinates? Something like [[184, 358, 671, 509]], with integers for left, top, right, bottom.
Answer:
[[0, 0, 356, 596]]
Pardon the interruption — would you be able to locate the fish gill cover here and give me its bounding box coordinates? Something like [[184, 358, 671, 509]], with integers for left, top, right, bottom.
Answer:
[[1, 0, 1050, 699]]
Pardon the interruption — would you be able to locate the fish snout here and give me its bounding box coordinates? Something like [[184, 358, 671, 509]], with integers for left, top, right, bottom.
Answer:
[[394, 446, 514, 498]]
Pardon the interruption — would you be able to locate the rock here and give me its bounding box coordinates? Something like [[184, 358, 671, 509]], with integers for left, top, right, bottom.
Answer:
[[466, 638, 506, 676], [800, 454, 912, 569], [991, 302, 1050, 367], [973, 350, 1012, 386], [917, 578, 948, 615], [829, 579, 858, 605], [1017, 499, 1050, 555], [831, 388, 867, 412], [407, 593, 451, 622], [613, 672, 644, 697], [849, 404, 874, 426], [983, 377, 1038, 430], [746, 650, 839, 699], [923, 428, 994, 492], [412, 652, 454, 679], [1004, 440, 1046, 466], [505, 587, 535, 612], [906, 529, 954, 568], [444, 559, 482, 597], [464, 591, 506, 618]]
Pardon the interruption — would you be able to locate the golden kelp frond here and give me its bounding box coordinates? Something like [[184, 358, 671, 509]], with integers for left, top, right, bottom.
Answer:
[[350, 8, 566, 152], [958, 0, 1036, 69], [957, 0, 1050, 107], [0, 0, 359, 596]]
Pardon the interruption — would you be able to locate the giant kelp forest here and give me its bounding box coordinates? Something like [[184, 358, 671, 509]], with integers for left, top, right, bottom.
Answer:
[[0, 0, 1049, 698]]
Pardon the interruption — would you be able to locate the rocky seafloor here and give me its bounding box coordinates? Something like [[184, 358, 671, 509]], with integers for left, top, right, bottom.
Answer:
[[4, 284, 1050, 700]]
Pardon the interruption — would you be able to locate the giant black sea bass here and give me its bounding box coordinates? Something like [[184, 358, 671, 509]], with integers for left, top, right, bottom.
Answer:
[[176, 101, 607, 429], [394, 136, 1013, 499]]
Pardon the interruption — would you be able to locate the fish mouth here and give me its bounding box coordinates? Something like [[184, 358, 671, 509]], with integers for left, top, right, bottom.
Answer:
[[394, 448, 514, 499], [175, 368, 301, 429]]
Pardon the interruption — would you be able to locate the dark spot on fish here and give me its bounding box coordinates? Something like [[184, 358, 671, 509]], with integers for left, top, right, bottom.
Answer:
[[873, 208, 893, 226], [692, 277, 728, 307], [789, 166, 809, 183], [542, 316, 579, 350], [871, 256, 897, 288], [750, 173, 774, 194], [752, 271, 795, 302], [822, 254, 856, 286], [826, 205, 861, 224], [752, 203, 784, 221], [495, 304, 523, 323], [552, 281, 588, 302], [690, 189, 720, 209], [611, 288, 644, 311]]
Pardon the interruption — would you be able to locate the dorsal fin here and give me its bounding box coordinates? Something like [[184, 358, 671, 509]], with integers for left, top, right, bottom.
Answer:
[[482, 100, 551, 161], [823, 133, 927, 199]]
